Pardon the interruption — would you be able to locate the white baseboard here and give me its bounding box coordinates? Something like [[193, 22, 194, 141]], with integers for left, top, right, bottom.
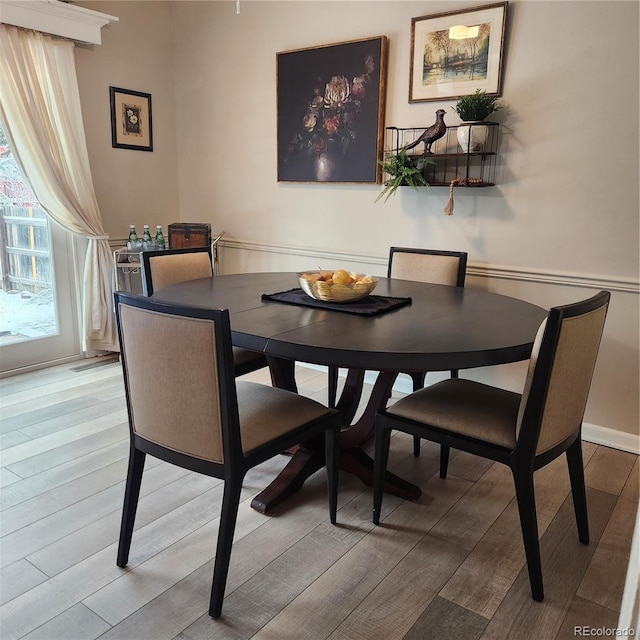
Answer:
[[299, 363, 639, 455], [0, 353, 84, 379], [582, 423, 639, 455]]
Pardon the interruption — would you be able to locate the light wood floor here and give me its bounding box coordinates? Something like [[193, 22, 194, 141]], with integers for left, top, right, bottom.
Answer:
[[0, 356, 637, 640]]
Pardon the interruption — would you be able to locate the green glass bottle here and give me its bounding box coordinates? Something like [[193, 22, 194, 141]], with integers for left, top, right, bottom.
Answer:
[[127, 225, 139, 250], [155, 225, 166, 250], [141, 225, 152, 249]]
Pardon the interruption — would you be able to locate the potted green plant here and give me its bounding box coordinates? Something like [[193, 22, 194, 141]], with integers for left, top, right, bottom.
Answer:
[[453, 89, 502, 152], [375, 148, 433, 203]]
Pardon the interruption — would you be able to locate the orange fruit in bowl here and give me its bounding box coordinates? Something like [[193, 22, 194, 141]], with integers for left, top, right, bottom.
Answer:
[[332, 269, 351, 285]]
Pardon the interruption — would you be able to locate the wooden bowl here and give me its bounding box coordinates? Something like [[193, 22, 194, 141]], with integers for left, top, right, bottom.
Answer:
[[298, 271, 378, 303]]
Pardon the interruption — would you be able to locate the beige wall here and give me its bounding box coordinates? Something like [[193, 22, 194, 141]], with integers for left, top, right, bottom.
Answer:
[[76, 1, 639, 444], [168, 0, 638, 278], [75, 1, 179, 238]]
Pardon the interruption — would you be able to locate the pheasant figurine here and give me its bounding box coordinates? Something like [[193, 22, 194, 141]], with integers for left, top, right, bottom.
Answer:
[[404, 109, 447, 155]]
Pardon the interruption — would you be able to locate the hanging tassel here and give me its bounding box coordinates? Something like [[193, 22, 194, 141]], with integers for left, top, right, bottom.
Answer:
[[236, 0, 240, 14], [444, 178, 483, 215], [444, 179, 460, 215]]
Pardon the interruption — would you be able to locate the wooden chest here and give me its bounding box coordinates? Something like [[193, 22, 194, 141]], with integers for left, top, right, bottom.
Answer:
[[167, 223, 212, 249]]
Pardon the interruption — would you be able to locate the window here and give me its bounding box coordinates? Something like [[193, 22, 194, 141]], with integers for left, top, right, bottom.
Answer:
[[0, 123, 80, 372]]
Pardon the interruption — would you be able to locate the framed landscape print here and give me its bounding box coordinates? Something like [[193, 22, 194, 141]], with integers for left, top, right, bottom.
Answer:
[[110, 87, 153, 151], [277, 36, 388, 183], [409, 2, 508, 103]]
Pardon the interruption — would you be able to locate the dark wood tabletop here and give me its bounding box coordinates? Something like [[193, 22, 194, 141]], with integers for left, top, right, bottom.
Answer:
[[153, 272, 547, 512], [152, 271, 547, 372]]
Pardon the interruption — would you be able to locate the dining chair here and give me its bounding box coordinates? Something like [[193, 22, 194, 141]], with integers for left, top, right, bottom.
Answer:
[[390, 247, 468, 459], [114, 292, 341, 618], [373, 290, 610, 602], [141, 247, 268, 377], [328, 247, 467, 461], [141, 246, 213, 296]]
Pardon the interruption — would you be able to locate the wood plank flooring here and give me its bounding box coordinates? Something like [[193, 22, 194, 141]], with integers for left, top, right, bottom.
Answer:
[[0, 357, 637, 640]]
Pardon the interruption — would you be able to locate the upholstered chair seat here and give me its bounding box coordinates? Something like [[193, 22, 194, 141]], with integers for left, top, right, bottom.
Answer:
[[236, 381, 336, 454], [387, 379, 520, 450]]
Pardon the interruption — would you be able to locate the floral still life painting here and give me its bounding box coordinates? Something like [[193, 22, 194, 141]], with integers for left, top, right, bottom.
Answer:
[[277, 36, 388, 183]]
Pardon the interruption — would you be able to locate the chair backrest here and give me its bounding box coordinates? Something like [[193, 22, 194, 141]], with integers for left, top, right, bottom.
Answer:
[[114, 292, 240, 467], [388, 247, 467, 287], [141, 247, 213, 296], [516, 291, 610, 456]]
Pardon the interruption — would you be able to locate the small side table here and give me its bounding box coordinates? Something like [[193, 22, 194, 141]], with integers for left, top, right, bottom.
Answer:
[[113, 248, 144, 294], [113, 233, 224, 293]]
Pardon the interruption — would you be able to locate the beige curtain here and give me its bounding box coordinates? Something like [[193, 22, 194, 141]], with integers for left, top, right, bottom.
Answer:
[[0, 24, 116, 352]]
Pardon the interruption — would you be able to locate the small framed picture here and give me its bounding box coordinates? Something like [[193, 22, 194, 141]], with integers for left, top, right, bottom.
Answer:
[[109, 86, 153, 151], [409, 2, 508, 103]]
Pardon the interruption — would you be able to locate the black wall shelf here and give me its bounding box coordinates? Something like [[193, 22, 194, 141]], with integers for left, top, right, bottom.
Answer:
[[384, 123, 500, 187]]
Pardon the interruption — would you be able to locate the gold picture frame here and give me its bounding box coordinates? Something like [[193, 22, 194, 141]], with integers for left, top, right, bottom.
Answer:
[[110, 86, 153, 151], [409, 2, 508, 103]]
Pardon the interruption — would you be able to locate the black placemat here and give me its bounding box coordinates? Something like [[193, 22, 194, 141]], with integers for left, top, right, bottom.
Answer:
[[262, 288, 412, 316]]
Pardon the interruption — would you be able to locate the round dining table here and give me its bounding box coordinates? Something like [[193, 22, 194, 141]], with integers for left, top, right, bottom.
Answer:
[[152, 271, 547, 512]]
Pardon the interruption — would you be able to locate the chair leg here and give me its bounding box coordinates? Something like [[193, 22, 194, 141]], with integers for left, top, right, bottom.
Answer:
[[373, 420, 392, 525], [409, 372, 426, 457], [566, 438, 589, 545], [325, 427, 339, 525], [209, 475, 243, 619], [117, 446, 146, 567], [409, 372, 426, 391], [328, 366, 339, 408], [512, 467, 544, 601], [436, 370, 458, 471], [439, 445, 450, 479]]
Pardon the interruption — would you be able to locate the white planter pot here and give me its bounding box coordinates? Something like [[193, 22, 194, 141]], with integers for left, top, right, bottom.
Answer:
[[457, 122, 488, 152]]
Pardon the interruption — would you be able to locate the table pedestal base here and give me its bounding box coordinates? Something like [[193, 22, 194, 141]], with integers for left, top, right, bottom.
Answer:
[[250, 445, 421, 514], [250, 361, 422, 514]]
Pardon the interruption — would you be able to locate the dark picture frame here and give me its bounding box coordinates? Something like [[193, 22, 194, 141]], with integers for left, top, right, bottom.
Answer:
[[409, 2, 508, 103], [109, 87, 153, 151], [277, 36, 388, 183]]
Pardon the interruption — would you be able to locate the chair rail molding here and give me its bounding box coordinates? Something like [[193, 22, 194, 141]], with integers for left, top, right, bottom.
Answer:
[[0, 0, 118, 45], [220, 237, 640, 294]]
